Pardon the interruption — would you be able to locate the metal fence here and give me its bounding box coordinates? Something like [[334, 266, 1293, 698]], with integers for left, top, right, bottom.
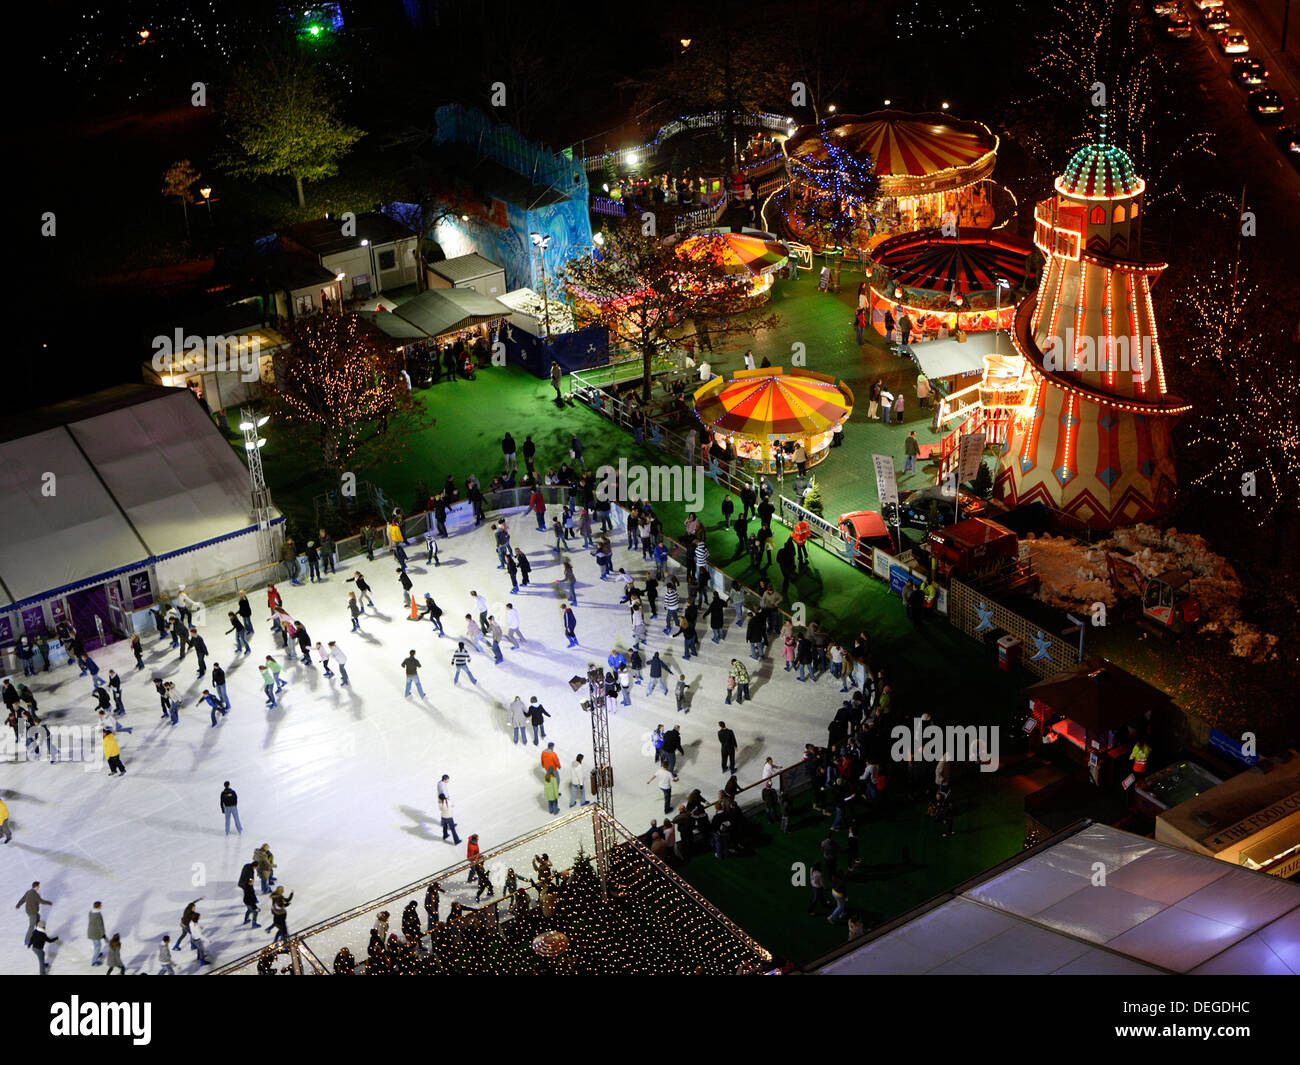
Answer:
[[212, 805, 769, 975]]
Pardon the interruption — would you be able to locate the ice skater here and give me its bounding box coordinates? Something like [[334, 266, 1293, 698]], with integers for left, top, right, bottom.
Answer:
[[450, 643, 478, 686], [402, 651, 426, 698], [221, 781, 243, 835], [562, 602, 578, 647], [328, 642, 348, 686]]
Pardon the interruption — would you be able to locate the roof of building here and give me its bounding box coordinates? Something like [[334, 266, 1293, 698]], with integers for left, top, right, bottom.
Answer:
[[0, 388, 265, 606], [358, 309, 429, 342], [265, 253, 339, 293], [390, 287, 510, 339], [428, 253, 505, 285], [1056, 141, 1145, 200], [287, 212, 416, 257], [812, 822, 1300, 975]]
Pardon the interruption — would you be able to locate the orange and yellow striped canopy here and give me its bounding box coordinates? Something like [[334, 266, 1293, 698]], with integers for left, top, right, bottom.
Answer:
[[693, 369, 853, 441]]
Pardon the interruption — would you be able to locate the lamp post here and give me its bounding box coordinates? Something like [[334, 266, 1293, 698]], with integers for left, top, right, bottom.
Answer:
[[530, 232, 553, 339], [994, 275, 1011, 355], [239, 411, 275, 565], [199, 186, 214, 224]]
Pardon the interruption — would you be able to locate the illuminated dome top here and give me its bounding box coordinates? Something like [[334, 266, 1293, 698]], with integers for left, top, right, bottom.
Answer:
[[1054, 118, 1145, 201]]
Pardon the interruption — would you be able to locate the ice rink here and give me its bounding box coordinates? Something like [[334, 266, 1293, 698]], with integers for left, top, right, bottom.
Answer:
[[2, 507, 843, 974]]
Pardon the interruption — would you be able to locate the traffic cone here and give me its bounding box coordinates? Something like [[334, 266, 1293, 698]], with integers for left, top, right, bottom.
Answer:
[[409, 597, 419, 621]]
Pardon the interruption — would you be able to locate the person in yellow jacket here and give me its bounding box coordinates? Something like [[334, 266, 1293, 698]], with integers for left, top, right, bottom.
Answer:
[[102, 729, 127, 776], [0, 797, 11, 843]]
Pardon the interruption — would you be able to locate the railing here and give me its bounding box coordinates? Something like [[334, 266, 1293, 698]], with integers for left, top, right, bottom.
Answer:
[[590, 195, 627, 218], [673, 192, 731, 234], [212, 805, 769, 975], [579, 111, 796, 173]]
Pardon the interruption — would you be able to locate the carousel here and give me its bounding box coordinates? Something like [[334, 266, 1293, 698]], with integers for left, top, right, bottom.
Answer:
[[673, 231, 789, 308], [783, 110, 1006, 251], [693, 367, 853, 474], [868, 227, 1035, 339]]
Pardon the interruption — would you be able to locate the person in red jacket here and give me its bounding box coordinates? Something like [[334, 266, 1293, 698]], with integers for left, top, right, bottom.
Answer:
[[267, 585, 283, 613], [466, 834, 481, 884], [529, 490, 546, 531]]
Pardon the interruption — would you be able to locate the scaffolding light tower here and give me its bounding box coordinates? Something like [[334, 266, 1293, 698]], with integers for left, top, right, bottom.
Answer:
[[579, 663, 616, 884], [239, 408, 276, 565]]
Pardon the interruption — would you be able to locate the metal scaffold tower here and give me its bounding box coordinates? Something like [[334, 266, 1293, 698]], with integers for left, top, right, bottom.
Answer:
[[239, 408, 277, 565], [577, 664, 616, 884]]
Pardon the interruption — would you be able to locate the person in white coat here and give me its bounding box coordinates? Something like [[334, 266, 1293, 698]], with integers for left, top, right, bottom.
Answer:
[[508, 696, 529, 744], [327, 642, 349, 687], [569, 754, 590, 807], [504, 605, 524, 648]]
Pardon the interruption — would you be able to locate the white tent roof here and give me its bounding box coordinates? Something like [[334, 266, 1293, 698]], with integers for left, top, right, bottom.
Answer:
[[816, 824, 1300, 975], [0, 387, 260, 606], [910, 330, 1010, 381], [0, 428, 149, 605], [498, 287, 576, 336]]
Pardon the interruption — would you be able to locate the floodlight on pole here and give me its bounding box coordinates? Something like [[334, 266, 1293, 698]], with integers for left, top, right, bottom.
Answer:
[[240, 406, 277, 566], [530, 232, 554, 339]]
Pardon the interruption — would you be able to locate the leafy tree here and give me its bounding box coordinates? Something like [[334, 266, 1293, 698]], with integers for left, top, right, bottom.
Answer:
[[273, 314, 433, 483], [562, 223, 780, 402], [621, 18, 796, 173], [161, 160, 201, 241], [221, 48, 365, 206]]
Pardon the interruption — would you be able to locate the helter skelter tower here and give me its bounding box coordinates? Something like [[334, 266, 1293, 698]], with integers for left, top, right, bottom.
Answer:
[[994, 118, 1191, 529]]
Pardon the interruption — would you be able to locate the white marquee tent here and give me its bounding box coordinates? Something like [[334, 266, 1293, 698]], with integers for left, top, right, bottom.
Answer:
[[814, 823, 1299, 975], [0, 385, 279, 639]]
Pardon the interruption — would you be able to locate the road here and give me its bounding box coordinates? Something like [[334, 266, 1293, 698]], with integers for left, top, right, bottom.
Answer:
[[1161, 0, 1300, 249]]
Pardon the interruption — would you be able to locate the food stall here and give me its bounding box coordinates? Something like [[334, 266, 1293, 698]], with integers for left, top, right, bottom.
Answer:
[[692, 367, 853, 474], [1025, 658, 1171, 787], [1156, 751, 1300, 879]]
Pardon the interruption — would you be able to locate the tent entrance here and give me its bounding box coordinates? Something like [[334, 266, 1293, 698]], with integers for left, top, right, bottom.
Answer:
[[67, 581, 129, 651]]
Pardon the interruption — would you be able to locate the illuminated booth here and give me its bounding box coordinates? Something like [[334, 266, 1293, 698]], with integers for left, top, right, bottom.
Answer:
[[693, 367, 852, 473], [783, 110, 1004, 250]]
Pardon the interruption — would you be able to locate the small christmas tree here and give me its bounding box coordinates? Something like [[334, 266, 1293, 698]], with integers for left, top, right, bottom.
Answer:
[[803, 476, 824, 517], [972, 461, 994, 499]]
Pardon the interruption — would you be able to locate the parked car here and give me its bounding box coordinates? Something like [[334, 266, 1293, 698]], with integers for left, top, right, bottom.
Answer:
[[882, 486, 987, 531], [1231, 57, 1269, 86], [1152, 0, 1182, 14], [838, 510, 898, 567], [1217, 29, 1249, 53], [1202, 6, 1231, 30], [1192, 0, 1224, 10], [1277, 126, 1300, 169], [1166, 10, 1193, 35], [1247, 88, 1285, 121]]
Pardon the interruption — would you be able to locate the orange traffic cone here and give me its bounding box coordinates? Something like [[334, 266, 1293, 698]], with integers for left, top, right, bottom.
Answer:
[[409, 596, 419, 621]]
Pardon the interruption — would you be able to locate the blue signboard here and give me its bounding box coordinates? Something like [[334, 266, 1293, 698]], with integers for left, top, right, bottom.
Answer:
[[1208, 727, 1259, 767], [889, 565, 914, 596]]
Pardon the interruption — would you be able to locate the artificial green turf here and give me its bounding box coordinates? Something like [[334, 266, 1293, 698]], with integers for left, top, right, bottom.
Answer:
[[673, 758, 1065, 966]]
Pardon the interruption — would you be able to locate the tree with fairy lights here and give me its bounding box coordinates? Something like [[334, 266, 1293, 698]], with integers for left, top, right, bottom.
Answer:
[[1171, 259, 1300, 550], [794, 122, 880, 249], [274, 314, 432, 484], [562, 224, 780, 403]]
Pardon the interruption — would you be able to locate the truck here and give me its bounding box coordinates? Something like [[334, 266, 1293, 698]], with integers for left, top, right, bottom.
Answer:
[[926, 517, 1036, 593]]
